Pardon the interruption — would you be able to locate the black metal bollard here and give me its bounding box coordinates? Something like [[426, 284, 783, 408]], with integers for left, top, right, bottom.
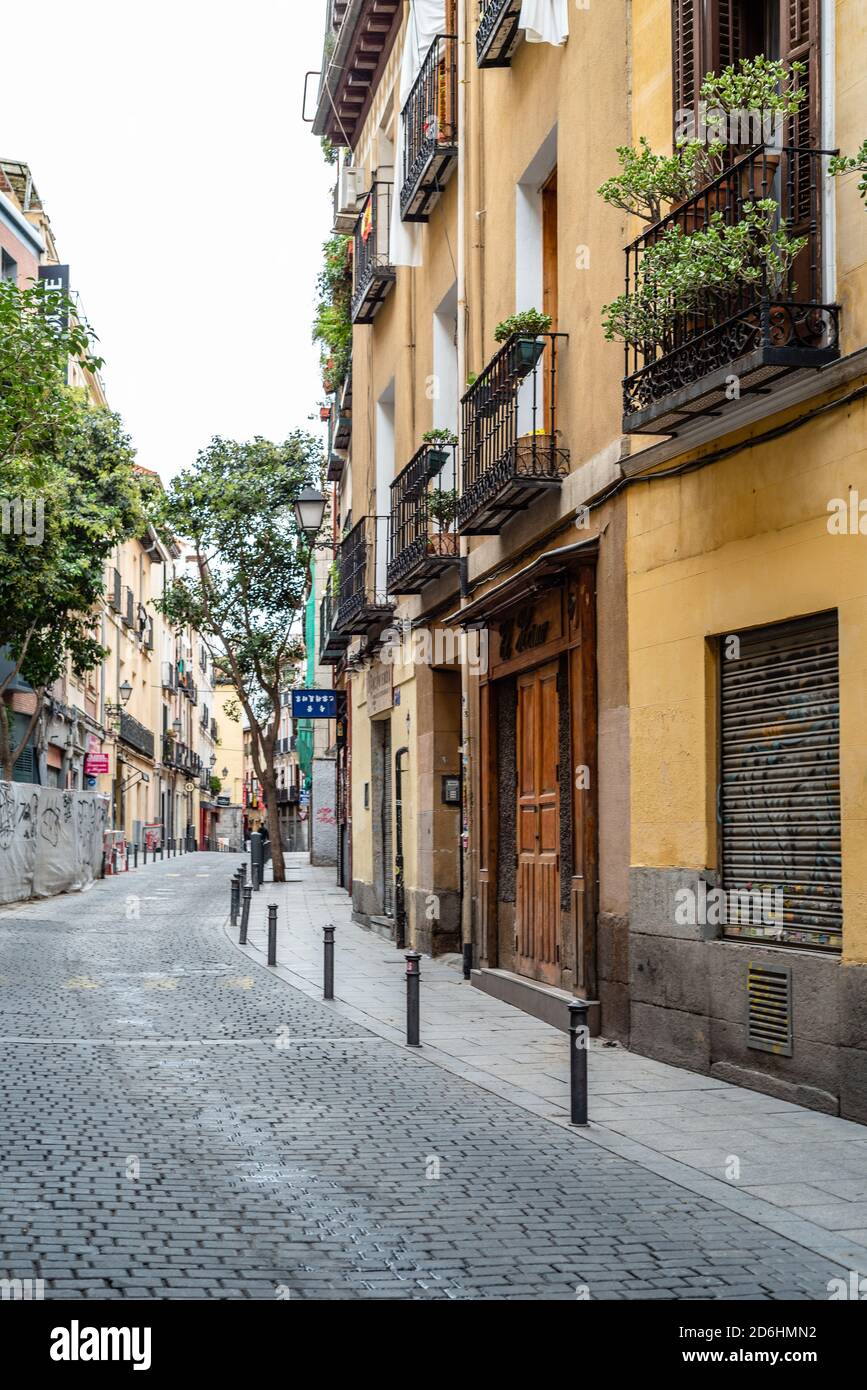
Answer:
[[462, 942, 473, 981], [568, 1000, 590, 1127], [240, 884, 252, 945], [160, 842, 165, 861], [133, 844, 139, 869], [323, 923, 335, 1000], [125, 845, 131, 873], [230, 873, 240, 927], [405, 952, 421, 1047], [267, 904, 278, 967], [239, 863, 247, 889], [252, 860, 261, 892]]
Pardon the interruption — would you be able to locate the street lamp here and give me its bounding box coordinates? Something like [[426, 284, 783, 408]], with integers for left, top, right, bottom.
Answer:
[[118, 680, 133, 705], [294, 486, 327, 544], [222, 767, 229, 779], [172, 718, 182, 737], [209, 754, 217, 768]]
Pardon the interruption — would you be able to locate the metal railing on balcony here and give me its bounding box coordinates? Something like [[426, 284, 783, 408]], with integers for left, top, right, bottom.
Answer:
[[400, 34, 458, 222], [336, 515, 394, 633], [388, 443, 460, 594], [109, 567, 122, 613], [119, 711, 155, 761], [320, 569, 349, 664], [476, 0, 524, 67], [351, 180, 396, 323], [621, 144, 840, 436], [460, 332, 568, 534]]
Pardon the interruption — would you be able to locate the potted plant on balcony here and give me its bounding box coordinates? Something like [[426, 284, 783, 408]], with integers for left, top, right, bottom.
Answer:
[[421, 428, 458, 479], [494, 309, 552, 379], [427, 488, 459, 556]]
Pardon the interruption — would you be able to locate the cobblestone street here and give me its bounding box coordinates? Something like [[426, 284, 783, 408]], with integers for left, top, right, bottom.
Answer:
[[0, 853, 859, 1301]]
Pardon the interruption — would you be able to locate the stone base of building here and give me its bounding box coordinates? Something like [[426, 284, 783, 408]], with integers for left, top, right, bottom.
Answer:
[[351, 878, 460, 956], [629, 866, 867, 1122]]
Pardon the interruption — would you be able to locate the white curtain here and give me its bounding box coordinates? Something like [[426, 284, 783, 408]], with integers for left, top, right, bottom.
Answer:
[[519, 0, 569, 46], [390, 0, 446, 269]]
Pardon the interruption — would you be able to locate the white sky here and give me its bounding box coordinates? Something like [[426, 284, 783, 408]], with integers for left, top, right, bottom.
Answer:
[[1, 0, 333, 482]]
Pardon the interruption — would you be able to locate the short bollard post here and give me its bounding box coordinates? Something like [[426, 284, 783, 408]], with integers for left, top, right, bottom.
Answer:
[[125, 845, 131, 873], [267, 904, 278, 967], [252, 860, 261, 892], [133, 843, 139, 869], [230, 873, 240, 927], [160, 842, 165, 861], [569, 1000, 590, 1127], [323, 923, 335, 1000], [239, 863, 247, 889], [405, 951, 421, 1047], [240, 884, 252, 945]]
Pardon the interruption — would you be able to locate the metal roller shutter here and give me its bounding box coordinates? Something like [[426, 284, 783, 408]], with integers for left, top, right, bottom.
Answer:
[[720, 611, 841, 951]]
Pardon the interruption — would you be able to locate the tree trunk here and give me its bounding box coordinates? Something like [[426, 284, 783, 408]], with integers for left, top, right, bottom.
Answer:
[[262, 770, 286, 883], [0, 703, 12, 782]]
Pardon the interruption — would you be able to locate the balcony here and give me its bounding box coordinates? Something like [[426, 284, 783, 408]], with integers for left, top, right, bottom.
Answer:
[[351, 181, 395, 324], [476, 0, 524, 68], [459, 333, 569, 534], [400, 35, 458, 223], [621, 145, 840, 437], [320, 570, 350, 664], [388, 444, 460, 594], [119, 711, 155, 762], [336, 515, 394, 634]]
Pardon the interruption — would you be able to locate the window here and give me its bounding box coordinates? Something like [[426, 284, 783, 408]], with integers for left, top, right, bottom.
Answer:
[[719, 611, 841, 952], [1, 249, 17, 283], [672, 0, 819, 147]]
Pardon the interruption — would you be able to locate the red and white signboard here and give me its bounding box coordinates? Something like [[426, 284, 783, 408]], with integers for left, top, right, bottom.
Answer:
[[85, 753, 110, 775]]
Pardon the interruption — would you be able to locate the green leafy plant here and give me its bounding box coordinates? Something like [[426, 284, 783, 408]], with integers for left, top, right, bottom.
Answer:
[[493, 309, 552, 343], [698, 56, 807, 134], [153, 432, 323, 883], [598, 137, 727, 224], [601, 201, 807, 343], [422, 428, 458, 447], [210, 775, 222, 795], [428, 488, 459, 530], [312, 235, 352, 396], [0, 278, 147, 779], [830, 140, 867, 208]]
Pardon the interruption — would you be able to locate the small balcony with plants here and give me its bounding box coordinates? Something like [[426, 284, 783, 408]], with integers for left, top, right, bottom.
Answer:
[[600, 59, 840, 438], [351, 179, 396, 324], [459, 310, 569, 535], [400, 34, 458, 222], [476, 0, 524, 69], [388, 433, 460, 594]]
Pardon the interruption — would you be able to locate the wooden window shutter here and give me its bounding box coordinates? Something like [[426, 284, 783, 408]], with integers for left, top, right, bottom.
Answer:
[[783, 0, 820, 227], [672, 0, 704, 140]]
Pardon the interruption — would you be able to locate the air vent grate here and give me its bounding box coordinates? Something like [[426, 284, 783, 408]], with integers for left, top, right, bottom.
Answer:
[[746, 962, 793, 1056]]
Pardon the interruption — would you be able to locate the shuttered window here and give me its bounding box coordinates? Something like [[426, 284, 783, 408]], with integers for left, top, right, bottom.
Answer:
[[720, 612, 842, 952], [672, 0, 820, 151]]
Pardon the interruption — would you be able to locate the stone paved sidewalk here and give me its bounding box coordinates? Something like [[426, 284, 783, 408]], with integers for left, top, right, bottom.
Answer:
[[233, 853, 867, 1275]]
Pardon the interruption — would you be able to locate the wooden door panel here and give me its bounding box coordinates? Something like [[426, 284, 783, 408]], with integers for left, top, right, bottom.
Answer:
[[516, 660, 561, 983]]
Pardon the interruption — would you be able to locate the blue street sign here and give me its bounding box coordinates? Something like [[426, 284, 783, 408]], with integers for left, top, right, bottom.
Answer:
[[291, 689, 338, 720]]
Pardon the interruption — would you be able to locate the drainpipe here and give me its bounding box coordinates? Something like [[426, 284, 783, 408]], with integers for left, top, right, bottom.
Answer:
[[455, 0, 472, 972], [394, 746, 409, 949]]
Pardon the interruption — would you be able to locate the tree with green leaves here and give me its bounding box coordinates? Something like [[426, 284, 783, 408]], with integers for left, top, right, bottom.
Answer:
[[154, 433, 323, 883], [0, 277, 147, 780]]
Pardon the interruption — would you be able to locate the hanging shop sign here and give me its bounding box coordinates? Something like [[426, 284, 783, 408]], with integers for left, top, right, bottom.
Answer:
[[291, 689, 338, 720]]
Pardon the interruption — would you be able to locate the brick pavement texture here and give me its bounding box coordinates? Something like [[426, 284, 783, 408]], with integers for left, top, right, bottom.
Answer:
[[0, 855, 854, 1300]]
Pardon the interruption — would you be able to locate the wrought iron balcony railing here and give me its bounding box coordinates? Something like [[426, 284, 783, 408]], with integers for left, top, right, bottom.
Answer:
[[476, 0, 524, 68], [388, 444, 460, 594], [119, 711, 155, 761], [459, 332, 568, 534], [336, 515, 394, 633], [621, 144, 840, 436], [400, 34, 458, 222], [351, 181, 396, 324], [320, 569, 350, 665]]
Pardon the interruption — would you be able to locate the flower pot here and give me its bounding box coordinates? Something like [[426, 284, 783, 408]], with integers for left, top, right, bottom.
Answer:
[[507, 335, 546, 380], [514, 433, 558, 478], [425, 447, 451, 479], [428, 532, 458, 557]]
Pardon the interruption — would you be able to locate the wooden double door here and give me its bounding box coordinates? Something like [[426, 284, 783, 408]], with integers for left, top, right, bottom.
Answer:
[[516, 661, 561, 984]]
